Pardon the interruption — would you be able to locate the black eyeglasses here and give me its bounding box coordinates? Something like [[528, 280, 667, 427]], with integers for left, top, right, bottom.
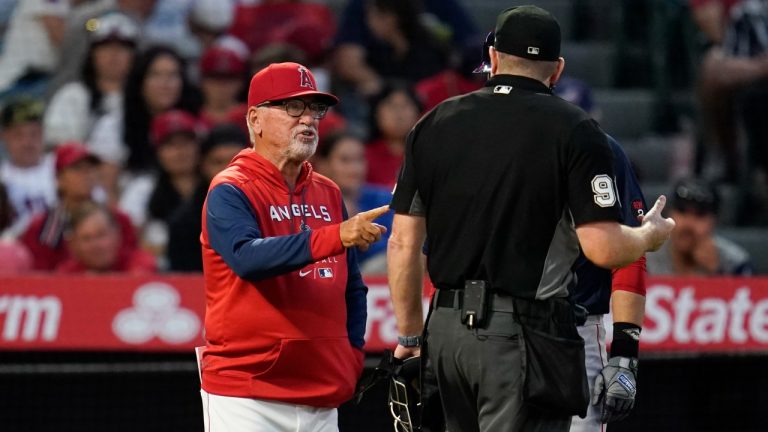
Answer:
[[257, 99, 329, 119]]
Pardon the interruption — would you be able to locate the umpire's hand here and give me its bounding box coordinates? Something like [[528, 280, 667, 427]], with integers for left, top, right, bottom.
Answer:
[[639, 195, 675, 252], [591, 356, 638, 423], [340, 205, 389, 251]]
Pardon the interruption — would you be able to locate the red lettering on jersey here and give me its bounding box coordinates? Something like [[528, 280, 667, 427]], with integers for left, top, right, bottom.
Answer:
[[298, 66, 314, 89]]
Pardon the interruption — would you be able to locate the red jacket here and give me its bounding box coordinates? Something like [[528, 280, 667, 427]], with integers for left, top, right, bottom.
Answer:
[[200, 149, 367, 407], [21, 206, 137, 271]]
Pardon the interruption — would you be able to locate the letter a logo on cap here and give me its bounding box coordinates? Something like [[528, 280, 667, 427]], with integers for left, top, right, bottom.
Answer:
[[298, 65, 314, 89]]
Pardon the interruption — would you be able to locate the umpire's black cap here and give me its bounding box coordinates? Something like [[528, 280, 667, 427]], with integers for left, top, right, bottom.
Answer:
[[494, 5, 561, 61]]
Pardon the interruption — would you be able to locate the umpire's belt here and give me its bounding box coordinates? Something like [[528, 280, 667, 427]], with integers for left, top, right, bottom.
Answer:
[[433, 289, 515, 313]]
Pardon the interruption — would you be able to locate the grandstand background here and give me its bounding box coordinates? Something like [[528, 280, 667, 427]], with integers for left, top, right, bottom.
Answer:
[[1, 0, 767, 431]]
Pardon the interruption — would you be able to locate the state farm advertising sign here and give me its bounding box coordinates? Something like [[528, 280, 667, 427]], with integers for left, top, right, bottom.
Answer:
[[639, 277, 768, 352], [1, 275, 767, 354], [0, 275, 205, 351]]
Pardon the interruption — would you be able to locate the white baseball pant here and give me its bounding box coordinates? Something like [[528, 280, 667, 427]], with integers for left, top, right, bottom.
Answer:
[[200, 389, 339, 432], [570, 314, 608, 432]]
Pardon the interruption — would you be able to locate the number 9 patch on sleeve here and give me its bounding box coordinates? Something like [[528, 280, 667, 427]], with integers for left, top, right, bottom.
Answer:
[[591, 175, 617, 207]]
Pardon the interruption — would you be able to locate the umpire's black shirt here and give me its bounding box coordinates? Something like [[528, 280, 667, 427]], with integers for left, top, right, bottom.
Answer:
[[391, 74, 623, 299]]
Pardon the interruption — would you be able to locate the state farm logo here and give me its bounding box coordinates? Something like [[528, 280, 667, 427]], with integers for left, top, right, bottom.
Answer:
[[112, 282, 200, 345], [0, 295, 61, 341], [642, 285, 768, 345]]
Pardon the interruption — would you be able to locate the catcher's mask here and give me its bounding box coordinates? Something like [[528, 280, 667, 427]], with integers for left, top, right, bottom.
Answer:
[[473, 31, 494, 74], [355, 350, 422, 432]]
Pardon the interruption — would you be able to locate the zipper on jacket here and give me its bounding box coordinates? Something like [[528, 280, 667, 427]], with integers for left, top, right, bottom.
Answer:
[[286, 181, 310, 233]]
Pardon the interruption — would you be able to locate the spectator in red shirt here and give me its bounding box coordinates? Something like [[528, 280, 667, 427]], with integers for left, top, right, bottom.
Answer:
[[229, 0, 336, 66], [21, 142, 137, 270], [365, 83, 422, 188], [57, 201, 156, 274], [197, 46, 248, 130]]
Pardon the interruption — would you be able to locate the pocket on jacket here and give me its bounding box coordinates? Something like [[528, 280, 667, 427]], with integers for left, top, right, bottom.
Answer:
[[253, 337, 361, 401]]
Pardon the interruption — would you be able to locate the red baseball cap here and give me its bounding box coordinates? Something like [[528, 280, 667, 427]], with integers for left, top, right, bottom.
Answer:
[[55, 142, 101, 174], [150, 110, 199, 146], [247, 62, 338, 108], [200, 46, 246, 78]]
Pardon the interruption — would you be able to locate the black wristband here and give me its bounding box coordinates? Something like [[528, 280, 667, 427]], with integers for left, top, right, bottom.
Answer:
[[611, 322, 641, 358]]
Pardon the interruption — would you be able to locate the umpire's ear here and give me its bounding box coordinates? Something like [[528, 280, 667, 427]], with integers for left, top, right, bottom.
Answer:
[[489, 46, 500, 76], [549, 57, 566, 87]]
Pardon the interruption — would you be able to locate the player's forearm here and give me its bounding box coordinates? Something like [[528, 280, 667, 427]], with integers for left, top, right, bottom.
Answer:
[[387, 231, 425, 337], [611, 290, 645, 327]]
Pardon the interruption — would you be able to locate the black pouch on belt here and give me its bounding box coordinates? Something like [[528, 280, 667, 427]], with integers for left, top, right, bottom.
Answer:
[[461, 280, 488, 328], [514, 298, 590, 418]]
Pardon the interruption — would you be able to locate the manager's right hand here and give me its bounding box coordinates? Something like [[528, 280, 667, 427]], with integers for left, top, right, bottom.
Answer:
[[340, 205, 389, 250]]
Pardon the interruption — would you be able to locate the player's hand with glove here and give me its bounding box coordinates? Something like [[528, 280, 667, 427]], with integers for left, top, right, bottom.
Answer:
[[591, 356, 638, 423]]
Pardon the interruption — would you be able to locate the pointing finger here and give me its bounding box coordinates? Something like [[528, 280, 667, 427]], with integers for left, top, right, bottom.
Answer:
[[358, 205, 390, 221], [648, 195, 666, 215]]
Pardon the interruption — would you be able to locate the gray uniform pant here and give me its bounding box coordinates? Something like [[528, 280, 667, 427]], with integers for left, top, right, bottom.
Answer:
[[426, 303, 572, 432]]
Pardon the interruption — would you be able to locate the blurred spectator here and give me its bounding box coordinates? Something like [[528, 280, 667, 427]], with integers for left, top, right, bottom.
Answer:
[[0, 98, 56, 236], [0, 1, 18, 41], [365, 83, 422, 188], [44, 12, 139, 201], [123, 45, 201, 172], [0, 0, 70, 96], [315, 131, 392, 273], [333, 0, 478, 75], [58, 201, 156, 273], [690, 0, 742, 45], [695, 0, 768, 182], [414, 40, 485, 112], [197, 123, 247, 183], [332, 0, 449, 97], [197, 46, 247, 129], [229, 0, 336, 67], [21, 142, 137, 270], [249, 42, 307, 77], [185, 0, 244, 75], [166, 123, 247, 272], [647, 177, 752, 276], [49, 0, 156, 96], [119, 110, 205, 266], [0, 181, 33, 274]]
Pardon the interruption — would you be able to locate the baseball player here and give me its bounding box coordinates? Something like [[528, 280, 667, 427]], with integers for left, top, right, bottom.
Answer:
[[570, 135, 648, 431]]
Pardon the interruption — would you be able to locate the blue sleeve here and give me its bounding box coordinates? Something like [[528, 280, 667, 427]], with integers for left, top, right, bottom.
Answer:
[[206, 184, 314, 281], [608, 135, 647, 228], [343, 204, 368, 349]]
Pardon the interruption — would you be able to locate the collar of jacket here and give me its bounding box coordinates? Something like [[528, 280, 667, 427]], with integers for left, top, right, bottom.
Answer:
[[228, 148, 314, 195], [484, 74, 553, 95]]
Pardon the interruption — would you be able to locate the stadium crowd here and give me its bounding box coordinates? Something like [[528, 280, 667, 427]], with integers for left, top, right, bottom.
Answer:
[[0, 0, 765, 276]]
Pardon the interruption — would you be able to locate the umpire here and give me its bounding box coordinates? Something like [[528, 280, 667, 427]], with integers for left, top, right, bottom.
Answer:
[[386, 5, 675, 431]]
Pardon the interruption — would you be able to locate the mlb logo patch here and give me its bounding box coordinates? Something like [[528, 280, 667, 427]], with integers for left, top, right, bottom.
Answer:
[[318, 268, 333, 278], [527, 46, 540, 55], [632, 200, 643, 210]]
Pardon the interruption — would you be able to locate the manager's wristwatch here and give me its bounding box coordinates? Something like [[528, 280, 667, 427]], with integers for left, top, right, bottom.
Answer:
[[397, 335, 422, 347]]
